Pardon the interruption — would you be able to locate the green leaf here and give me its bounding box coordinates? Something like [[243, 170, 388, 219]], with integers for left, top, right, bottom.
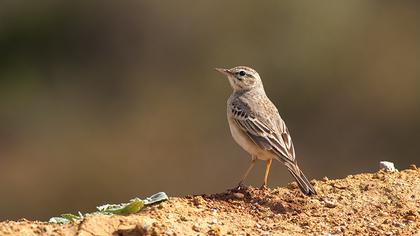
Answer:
[[49, 213, 82, 224], [97, 198, 144, 214], [143, 192, 168, 205], [61, 213, 82, 221], [49, 192, 168, 224], [49, 217, 70, 224]]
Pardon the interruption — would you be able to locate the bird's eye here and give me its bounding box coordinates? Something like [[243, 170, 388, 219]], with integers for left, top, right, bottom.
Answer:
[[239, 71, 246, 76]]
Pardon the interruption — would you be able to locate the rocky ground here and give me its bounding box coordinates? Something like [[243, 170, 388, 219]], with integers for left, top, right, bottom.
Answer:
[[0, 166, 419, 236]]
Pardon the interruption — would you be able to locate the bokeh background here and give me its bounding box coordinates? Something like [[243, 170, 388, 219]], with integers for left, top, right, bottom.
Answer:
[[1, 1, 419, 220]]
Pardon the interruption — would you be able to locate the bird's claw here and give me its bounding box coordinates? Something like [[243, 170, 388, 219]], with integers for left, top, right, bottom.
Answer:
[[260, 184, 268, 190], [233, 182, 246, 191]]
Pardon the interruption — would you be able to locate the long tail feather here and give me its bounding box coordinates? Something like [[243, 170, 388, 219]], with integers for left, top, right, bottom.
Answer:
[[287, 165, 317, 196]]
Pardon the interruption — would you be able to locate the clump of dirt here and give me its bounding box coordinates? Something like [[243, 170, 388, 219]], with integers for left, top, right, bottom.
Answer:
[[1, 167, 419, 235]]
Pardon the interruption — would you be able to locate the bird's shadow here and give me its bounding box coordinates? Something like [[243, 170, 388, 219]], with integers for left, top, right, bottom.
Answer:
[[113, 226, 147, 236], [202, 186, 305, 215]]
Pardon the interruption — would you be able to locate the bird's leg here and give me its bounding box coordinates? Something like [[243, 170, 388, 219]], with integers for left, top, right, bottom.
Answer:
[[236, 158, 257, 190], [261, 159, 272, 190]]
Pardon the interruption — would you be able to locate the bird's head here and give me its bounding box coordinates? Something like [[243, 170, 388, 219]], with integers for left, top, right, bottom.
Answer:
[[215, 66, 263, 92]]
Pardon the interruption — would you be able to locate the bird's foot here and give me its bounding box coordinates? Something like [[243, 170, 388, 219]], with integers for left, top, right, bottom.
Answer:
[[260, 184, 269, 191], [231, 182, 246, 192]]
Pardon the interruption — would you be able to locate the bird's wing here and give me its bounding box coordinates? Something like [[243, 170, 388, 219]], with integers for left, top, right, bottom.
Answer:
[[230, 103, 296, 165]]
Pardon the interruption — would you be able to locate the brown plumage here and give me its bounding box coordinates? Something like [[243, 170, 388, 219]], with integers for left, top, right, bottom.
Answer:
[[216, 66, 316, 196]]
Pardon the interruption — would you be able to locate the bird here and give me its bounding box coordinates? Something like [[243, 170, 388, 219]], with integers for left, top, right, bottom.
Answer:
[[215, 66, 316, 196]]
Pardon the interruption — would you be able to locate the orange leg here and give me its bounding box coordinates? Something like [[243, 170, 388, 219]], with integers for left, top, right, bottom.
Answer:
[[237, 158, 256, 187], [262, 159, 272, 188]]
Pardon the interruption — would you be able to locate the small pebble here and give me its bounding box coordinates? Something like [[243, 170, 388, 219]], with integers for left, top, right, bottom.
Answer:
[[192, 224, 200, 232], [324, 199, 337, 208], [287, 182, 298, 189], [405, 215, 416, 221], [322, 176, 329, 182], [408, 164, 417, 170], [207, 226, 221, 236], [392, 221, 403, 227], [232, 192, 244, 199], [368, 223, 377, 231], [193, 196, 205, 207], [164, 229, 174, 235], [379, 161, 397, 172]]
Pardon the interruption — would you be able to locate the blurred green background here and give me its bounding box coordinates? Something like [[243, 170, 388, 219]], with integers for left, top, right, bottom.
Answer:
[[1, 1, 419, 220]]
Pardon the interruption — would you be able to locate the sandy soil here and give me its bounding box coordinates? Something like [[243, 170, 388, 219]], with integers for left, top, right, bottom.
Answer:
[[0, 166, 419, 236]]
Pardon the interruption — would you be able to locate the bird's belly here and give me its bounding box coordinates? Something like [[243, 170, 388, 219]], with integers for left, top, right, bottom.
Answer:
[[228, 118, 268, 158]]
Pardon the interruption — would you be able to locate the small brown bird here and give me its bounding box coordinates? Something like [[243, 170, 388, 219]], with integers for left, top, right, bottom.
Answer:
[[215, 66, 316, 196]]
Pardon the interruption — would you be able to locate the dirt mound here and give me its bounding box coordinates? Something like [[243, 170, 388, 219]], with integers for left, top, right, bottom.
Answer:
[[1, 167, 419, 235]]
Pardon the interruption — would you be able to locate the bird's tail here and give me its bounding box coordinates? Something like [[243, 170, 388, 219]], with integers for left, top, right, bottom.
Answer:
[[286, 163, 317, 196]]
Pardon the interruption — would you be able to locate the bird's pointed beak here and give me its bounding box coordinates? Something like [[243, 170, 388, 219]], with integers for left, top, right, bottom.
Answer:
[[214, 68, 232, 77]]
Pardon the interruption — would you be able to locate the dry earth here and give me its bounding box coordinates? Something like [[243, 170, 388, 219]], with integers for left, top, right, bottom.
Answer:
[[1, 166, 419, 236]]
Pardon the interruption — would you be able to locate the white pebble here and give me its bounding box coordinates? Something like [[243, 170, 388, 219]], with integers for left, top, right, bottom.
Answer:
[[379, 161, 397, 172]]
